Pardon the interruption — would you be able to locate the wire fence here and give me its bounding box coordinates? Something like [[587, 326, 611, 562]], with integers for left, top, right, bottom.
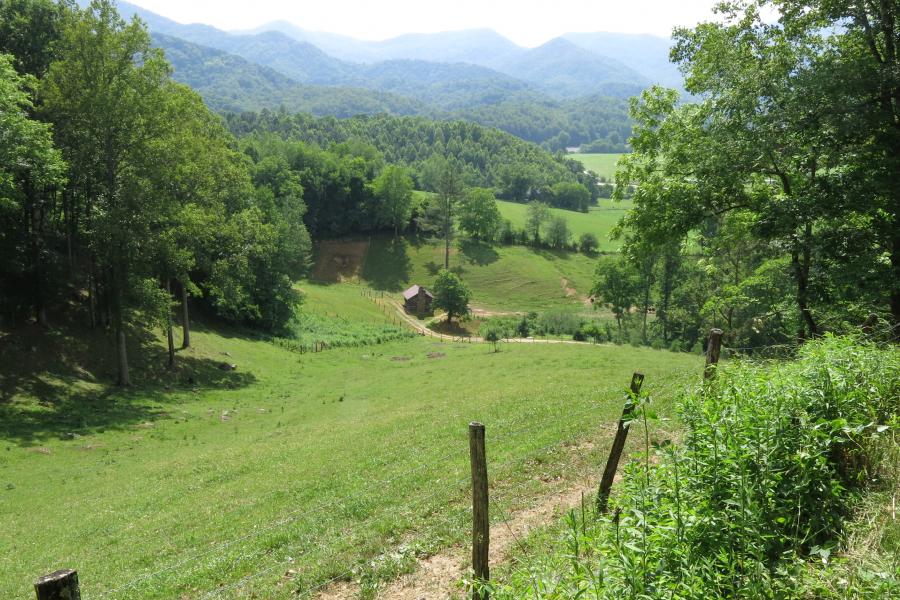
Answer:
[[61, 370, 694, 600], [34, 318, 888, 599]]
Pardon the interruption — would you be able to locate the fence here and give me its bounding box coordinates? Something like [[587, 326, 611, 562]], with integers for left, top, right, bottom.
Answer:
[[30, 330, 725, 599]]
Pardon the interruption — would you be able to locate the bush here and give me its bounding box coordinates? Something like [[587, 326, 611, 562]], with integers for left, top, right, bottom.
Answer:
[[578, 232, 599, 254], [493, 336, 900, 599], [535, 309, 583, 336]]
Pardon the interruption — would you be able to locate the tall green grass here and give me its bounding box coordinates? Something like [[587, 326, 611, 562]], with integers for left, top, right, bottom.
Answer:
[[491, 336, 900, 598]]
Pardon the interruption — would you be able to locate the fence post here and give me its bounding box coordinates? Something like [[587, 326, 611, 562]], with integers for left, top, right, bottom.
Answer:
[[469, 422, 489, 599], [35, 569, 80, 600], [597, 371, 645, 513], [704, 328, 724, 380]]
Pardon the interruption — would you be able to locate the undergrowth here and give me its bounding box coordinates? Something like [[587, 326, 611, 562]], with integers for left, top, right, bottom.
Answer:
[[272, 312, 414, 353], [490, 335, 900, 598]]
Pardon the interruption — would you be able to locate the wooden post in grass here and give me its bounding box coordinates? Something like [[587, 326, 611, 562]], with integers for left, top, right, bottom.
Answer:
[[704, 328, 724, 380], [469, 422, 489, 598], [597, 371, 645, 513], [35, 569, 80, 600]]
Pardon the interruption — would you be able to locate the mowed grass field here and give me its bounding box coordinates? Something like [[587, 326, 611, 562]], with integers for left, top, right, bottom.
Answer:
[[315, 236, 602, 312], [1, 293, 704, 599], [496, 200, 631, 252], [569, 153, 624, 179]]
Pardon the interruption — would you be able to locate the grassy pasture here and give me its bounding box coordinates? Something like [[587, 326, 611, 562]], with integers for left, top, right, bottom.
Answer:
[[0, 306, 703, 599], [496, 200, 630, 252], [315, 236, 602, 312], [569, 153, 624, 179]]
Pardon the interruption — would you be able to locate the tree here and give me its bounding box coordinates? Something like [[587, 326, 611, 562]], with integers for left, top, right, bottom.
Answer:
[[458, 187, 502, 241], [0, 0, 72, 77], [545, 216, 570, 249], [372, 164, 413, 236], [500, 164, 539, 202], [591, 256, 638, 335], [0, 53, 66, 324], [578, 232, 599, 254], [628, 0, 900, 340], [432, 269, 471, 323], [42, 0, 174, 385], [481, 322, 503, 352], [422, 161, 463, 269], [525, 201, 550, 244], [551, 182, 591, 212]]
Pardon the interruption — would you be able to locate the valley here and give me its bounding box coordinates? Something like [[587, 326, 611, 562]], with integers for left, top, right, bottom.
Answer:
[[2, 2, 898, 599]]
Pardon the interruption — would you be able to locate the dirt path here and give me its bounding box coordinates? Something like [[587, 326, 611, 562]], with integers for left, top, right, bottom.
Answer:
[[316, 478, 597, 600], [374, 297, 595, 347]]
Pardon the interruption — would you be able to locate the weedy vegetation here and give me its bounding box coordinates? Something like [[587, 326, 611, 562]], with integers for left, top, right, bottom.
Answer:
[[489, 336, 900, 598]]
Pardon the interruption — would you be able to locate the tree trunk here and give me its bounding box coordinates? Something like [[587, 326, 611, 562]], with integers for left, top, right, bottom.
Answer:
[[792, 222, 818, 343], [88, 272, 97, 329], [112, 276, 130, 387], [892, 224, 900, 337], [641, 286, 650, 343], [181, 281, 191, 349], [28, 183, 48, 327], [166, 279, 175, 370]]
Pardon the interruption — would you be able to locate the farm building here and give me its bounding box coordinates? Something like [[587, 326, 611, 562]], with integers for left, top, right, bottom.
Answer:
[[403, 285, 434, 316]]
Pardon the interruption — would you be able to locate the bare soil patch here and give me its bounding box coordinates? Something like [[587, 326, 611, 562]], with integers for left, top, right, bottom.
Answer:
[[312, 240, 370, 282]]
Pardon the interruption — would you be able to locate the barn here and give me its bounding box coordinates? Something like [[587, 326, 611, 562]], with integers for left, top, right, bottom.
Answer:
[[403, 285, 434, 316]]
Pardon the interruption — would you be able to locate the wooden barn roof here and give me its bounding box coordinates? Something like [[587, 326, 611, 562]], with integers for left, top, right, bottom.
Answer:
[[403, 285, 434, 300]]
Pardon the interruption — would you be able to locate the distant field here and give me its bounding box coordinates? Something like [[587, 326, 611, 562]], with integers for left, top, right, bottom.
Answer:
[[313, 236, 603, 312], [496, 200, 629, 252], [2, 314, 703, 599], [570, 153, 624, 179]]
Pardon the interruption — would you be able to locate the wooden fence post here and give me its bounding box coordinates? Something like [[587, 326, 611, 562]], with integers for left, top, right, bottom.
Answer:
[[597, 371, 645, 513], [704, 328, 724, 380], [469, 422, 489, 599], [35, 569, 80, 600]]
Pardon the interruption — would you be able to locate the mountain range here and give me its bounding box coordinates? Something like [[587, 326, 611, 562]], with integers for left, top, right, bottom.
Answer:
[[105, 1, 682, 149]]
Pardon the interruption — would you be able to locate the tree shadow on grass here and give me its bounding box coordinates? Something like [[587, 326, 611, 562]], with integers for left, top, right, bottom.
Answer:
[[361, 236, 411, 292], [459, 240, 500, 266], [0, 319, 256, 445], [531, 247, 574, 262]]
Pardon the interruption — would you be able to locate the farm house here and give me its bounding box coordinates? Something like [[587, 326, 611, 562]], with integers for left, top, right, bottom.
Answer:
[[403, 285, 434, 316]]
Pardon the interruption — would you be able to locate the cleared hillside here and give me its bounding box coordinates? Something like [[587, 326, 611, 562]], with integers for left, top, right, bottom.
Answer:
[[496, 200, 631, 251], [1, 299, 702, 599], [570, 152, 624, 179], [313, 236, 603, 311]]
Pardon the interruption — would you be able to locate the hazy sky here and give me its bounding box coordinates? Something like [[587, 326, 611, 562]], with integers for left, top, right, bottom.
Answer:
[[125, 0, 724, 46]]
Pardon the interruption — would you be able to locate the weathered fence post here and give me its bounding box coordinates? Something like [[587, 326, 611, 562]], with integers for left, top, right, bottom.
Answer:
[[597, 371, 645, 513], [35, 569, 80, 600], [704, 328, 724, 380], [469, 422, 489, 599]]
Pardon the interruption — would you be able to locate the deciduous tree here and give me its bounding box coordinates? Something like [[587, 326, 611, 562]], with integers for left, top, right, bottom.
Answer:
[[433, 269, 471, 323]]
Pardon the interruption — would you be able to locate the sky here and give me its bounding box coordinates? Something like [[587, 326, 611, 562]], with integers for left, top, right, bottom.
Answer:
[[124, 0, 724, 46]]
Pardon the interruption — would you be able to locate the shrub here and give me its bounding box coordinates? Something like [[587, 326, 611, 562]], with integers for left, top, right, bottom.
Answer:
[[535, 309, 583, 336], [492, 336, 900, 599], [578, 232, 599, 254]]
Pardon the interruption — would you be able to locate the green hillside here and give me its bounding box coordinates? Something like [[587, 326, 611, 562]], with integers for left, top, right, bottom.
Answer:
[[569, 152, 623, 179], [314, 236, 603, 311], [1, 298, 702, 599], [496, 200, 631, 252]]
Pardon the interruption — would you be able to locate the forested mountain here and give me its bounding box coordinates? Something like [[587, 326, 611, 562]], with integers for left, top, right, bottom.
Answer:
[[244, 22, 523, 67], [224, 111, 598, 206], [450, 94, 631, 151], [150, 31, 630, 150], [114, 1, 651, 102], [116, 1, 541, 100], [155, 33, 428, 116], [492, 38, 648, 98], [563, 32, 682, 88], [98, 1, 651, 150], [242, 19, 676, 91]]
